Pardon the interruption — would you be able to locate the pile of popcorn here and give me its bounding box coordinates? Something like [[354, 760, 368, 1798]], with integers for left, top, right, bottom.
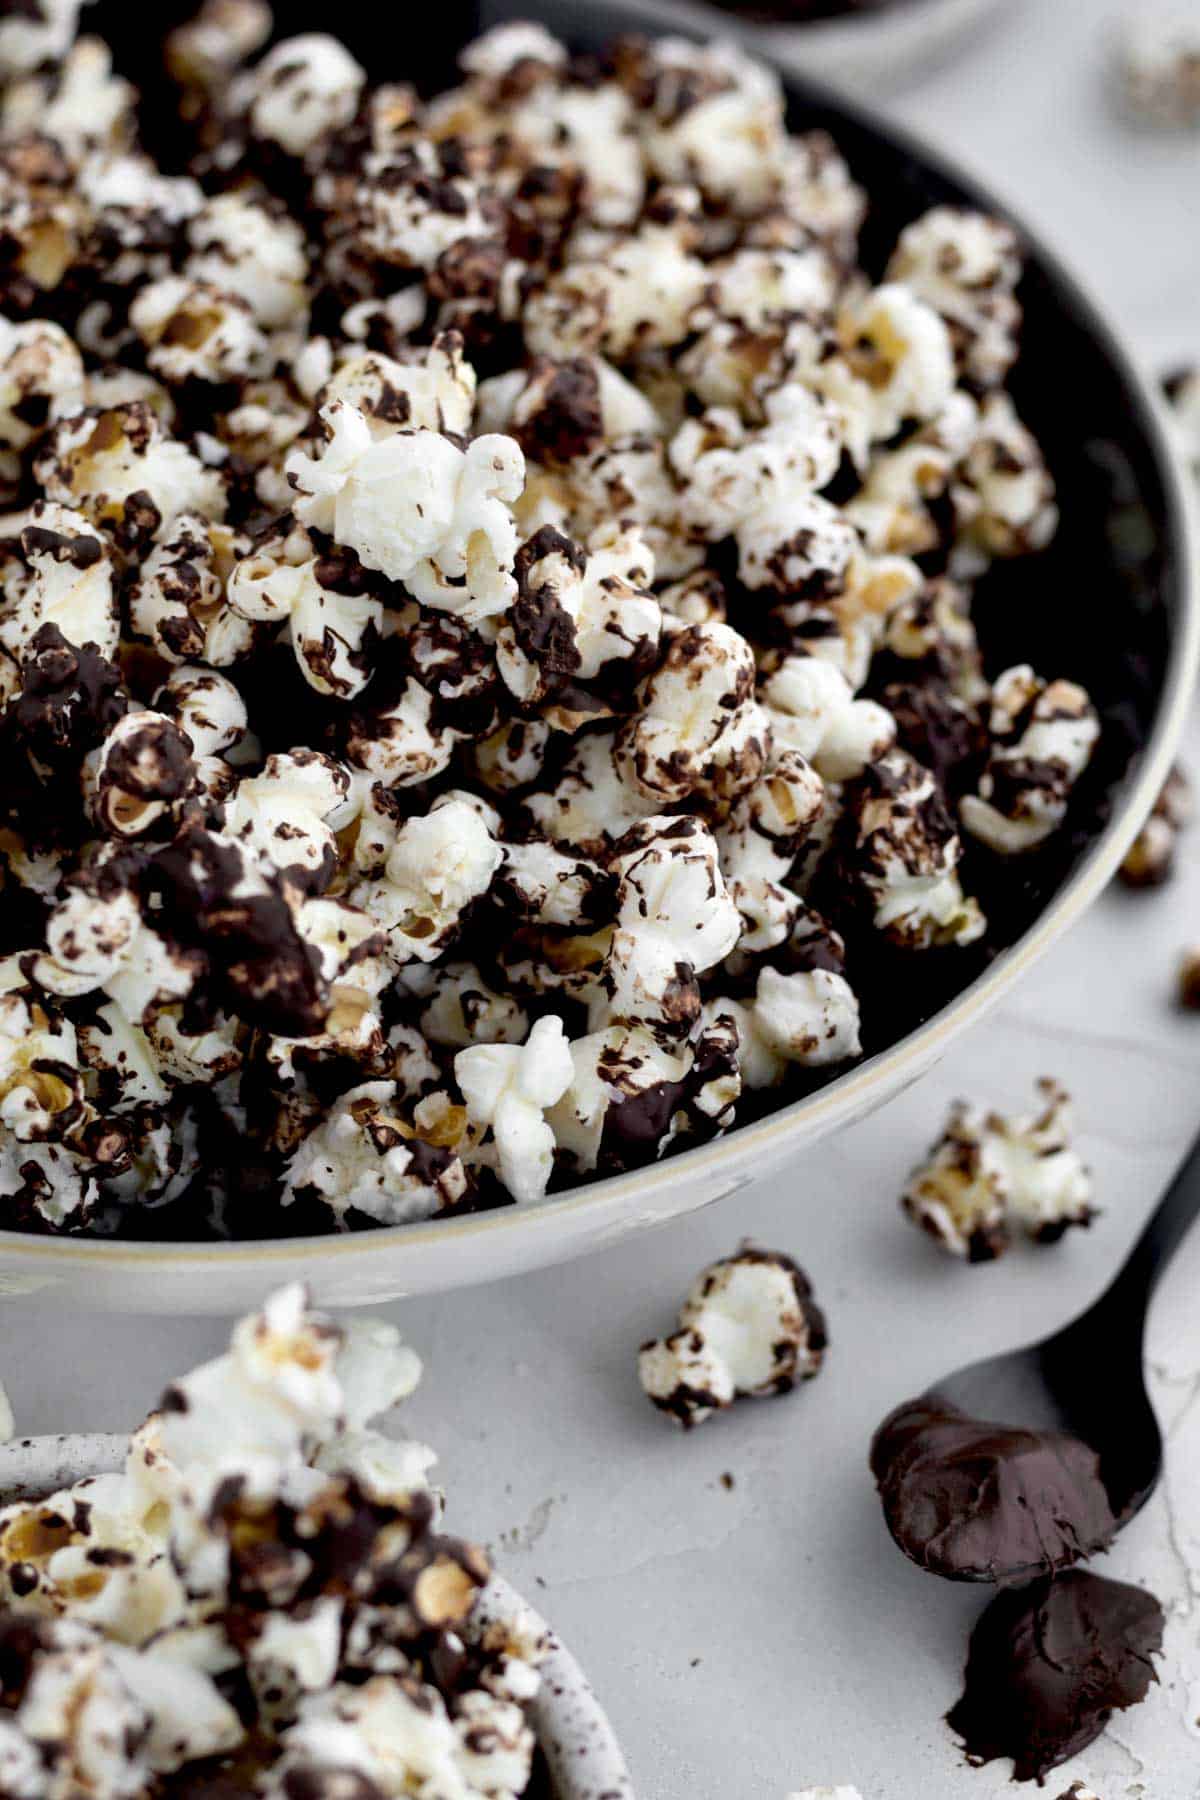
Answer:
[[0, 0, 1100, 1238], [0, 1283, 550, 1799]]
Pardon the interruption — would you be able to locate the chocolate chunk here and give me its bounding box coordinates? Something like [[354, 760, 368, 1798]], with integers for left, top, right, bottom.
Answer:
[[947, 1570, 1163, 1782], [870, 1397, 1116, 1583]]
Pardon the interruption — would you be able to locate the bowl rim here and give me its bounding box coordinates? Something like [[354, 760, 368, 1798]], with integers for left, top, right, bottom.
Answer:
[[0, 33, 1196, 1283], [0, 1432, 636, 1800]]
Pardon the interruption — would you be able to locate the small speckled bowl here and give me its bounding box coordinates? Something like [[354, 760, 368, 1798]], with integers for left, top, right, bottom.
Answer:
[[0, 1434, 635, 1800]]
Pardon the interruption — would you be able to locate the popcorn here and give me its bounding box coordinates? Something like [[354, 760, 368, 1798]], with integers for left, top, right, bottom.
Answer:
[[129, 512, 255, 666], [617, 621, 770, 808], [0, 317, 84, 450], [961, 665, 1100, 855], [639, 1245, 827, 1428], [352, 792, 502, 969], [36, 402, 225, 547], [455, 1014, 574, 1203], [0, 0, 83, 76], [1119, 763, 1191, 886], [227, 518, 382, 698], [287, 398, 525, 622], [281, 1081, 473, 1226], [902, 1079, 1094, 1260], [187, 191, 309, 330], [762, 656, 895, 784], [598, 816, 742, 1043], [0, 1288, 546, 1797], [245, 33, 366, 156], [1116, 7, 1200, 128], [887, 208, 1022, 389], [0, 9, 1086, 1237], [548, 1015, 739, 1175], [83, 708, 195, 839], [0, 502, 118, 668], [843, 748, 986, 949], [742, 965, 862, 1078]]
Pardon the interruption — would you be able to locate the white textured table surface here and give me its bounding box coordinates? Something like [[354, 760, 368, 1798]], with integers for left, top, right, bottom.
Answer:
[[5, 3, 1200, 1797]]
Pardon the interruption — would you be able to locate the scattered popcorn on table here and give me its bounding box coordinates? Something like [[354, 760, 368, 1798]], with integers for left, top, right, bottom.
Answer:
[[0, 6, 1100, 1239], [1119, 763, 1192, 887], [639, 1244, 827, 1428], [1116, 8, 1200, 128], [0, 1284, 550, 1799], [902, 1078, 1094, 1262]]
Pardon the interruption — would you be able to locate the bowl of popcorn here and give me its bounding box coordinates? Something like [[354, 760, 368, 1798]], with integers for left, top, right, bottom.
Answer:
[[0, 1285, 635, 1799], [0, 0, 1192, 1311]]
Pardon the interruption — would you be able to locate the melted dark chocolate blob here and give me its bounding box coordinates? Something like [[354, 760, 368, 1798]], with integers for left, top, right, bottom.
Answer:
[[947, 1569, 1163, 1783], [870, 1397, 1116, 1584]]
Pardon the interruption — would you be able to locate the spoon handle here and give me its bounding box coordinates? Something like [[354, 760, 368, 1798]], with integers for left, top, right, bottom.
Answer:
[[1097, 1124, 1200, 1317]]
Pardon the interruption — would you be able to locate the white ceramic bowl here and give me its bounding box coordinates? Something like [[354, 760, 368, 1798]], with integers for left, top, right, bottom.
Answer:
[[0, 16, 1195, 1313], [0, 1433, 635, 1800]]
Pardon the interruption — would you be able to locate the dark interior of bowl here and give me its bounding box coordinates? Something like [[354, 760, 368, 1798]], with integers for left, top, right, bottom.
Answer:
[[65, 1, 1184, 1237]]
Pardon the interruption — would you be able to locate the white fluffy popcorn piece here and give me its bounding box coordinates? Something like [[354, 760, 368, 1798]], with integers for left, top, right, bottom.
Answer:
[[954, 390, 1058, 573], [639, 1244, 827, 1428], [286, 397, 524, 622], [902, 1078, 1094, 1261], [83, 707, 195, 839], [716, 751, 825, 953], [186, 191, 309, 330], [281, 1080, 473, 1226], [0, 502, 118, 669], [750, 966, 862, 1075], [639, 36, 792, 214], [598, 815, 742, 1044], [0, 1616, 242, 1796], [844, 747, 986, 950], [352, 792, 502, 970], [129, 275, 269, 387], [263, 1674, 534, 1800], [223, 750, 355, 891], [961, 664, 1100, 855], [227, 517, 382, 699], [455, 1014, 574, 1204], [129, 513, 257, 667], [839, 282, 957, 447], [617, 620, 770, 808], [0, 0, 82, 74], [887, 207, 1023, 389], [36, 401, 226, 544], [245, 33, 366, 156], [1116, 6, 1200, 127], [763, 656, 896, 784], [0, 317, 84, 451]]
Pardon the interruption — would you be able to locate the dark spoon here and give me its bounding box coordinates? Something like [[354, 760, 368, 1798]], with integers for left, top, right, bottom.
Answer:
[[895, 1125, 1200, 1576]]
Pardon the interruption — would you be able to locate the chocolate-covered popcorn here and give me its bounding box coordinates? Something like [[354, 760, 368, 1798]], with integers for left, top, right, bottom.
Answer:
[[1120, 762, 1191, 887], [962, 665, 1099, 855], [0, 1286, 549, 1797], [0, 8, 1095, 1238], [902, 1078, 1094, 1261], [639, 1244, 827, 1428]]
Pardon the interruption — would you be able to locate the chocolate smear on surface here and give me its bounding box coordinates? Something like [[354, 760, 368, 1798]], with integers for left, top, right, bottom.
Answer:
[[947, 1569, 1163, 1783], [870, 1397, 1116, 1583]]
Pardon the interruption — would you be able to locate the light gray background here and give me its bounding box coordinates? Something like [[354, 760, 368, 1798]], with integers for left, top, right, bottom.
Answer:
[[5, 3, 1200, 1795]]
